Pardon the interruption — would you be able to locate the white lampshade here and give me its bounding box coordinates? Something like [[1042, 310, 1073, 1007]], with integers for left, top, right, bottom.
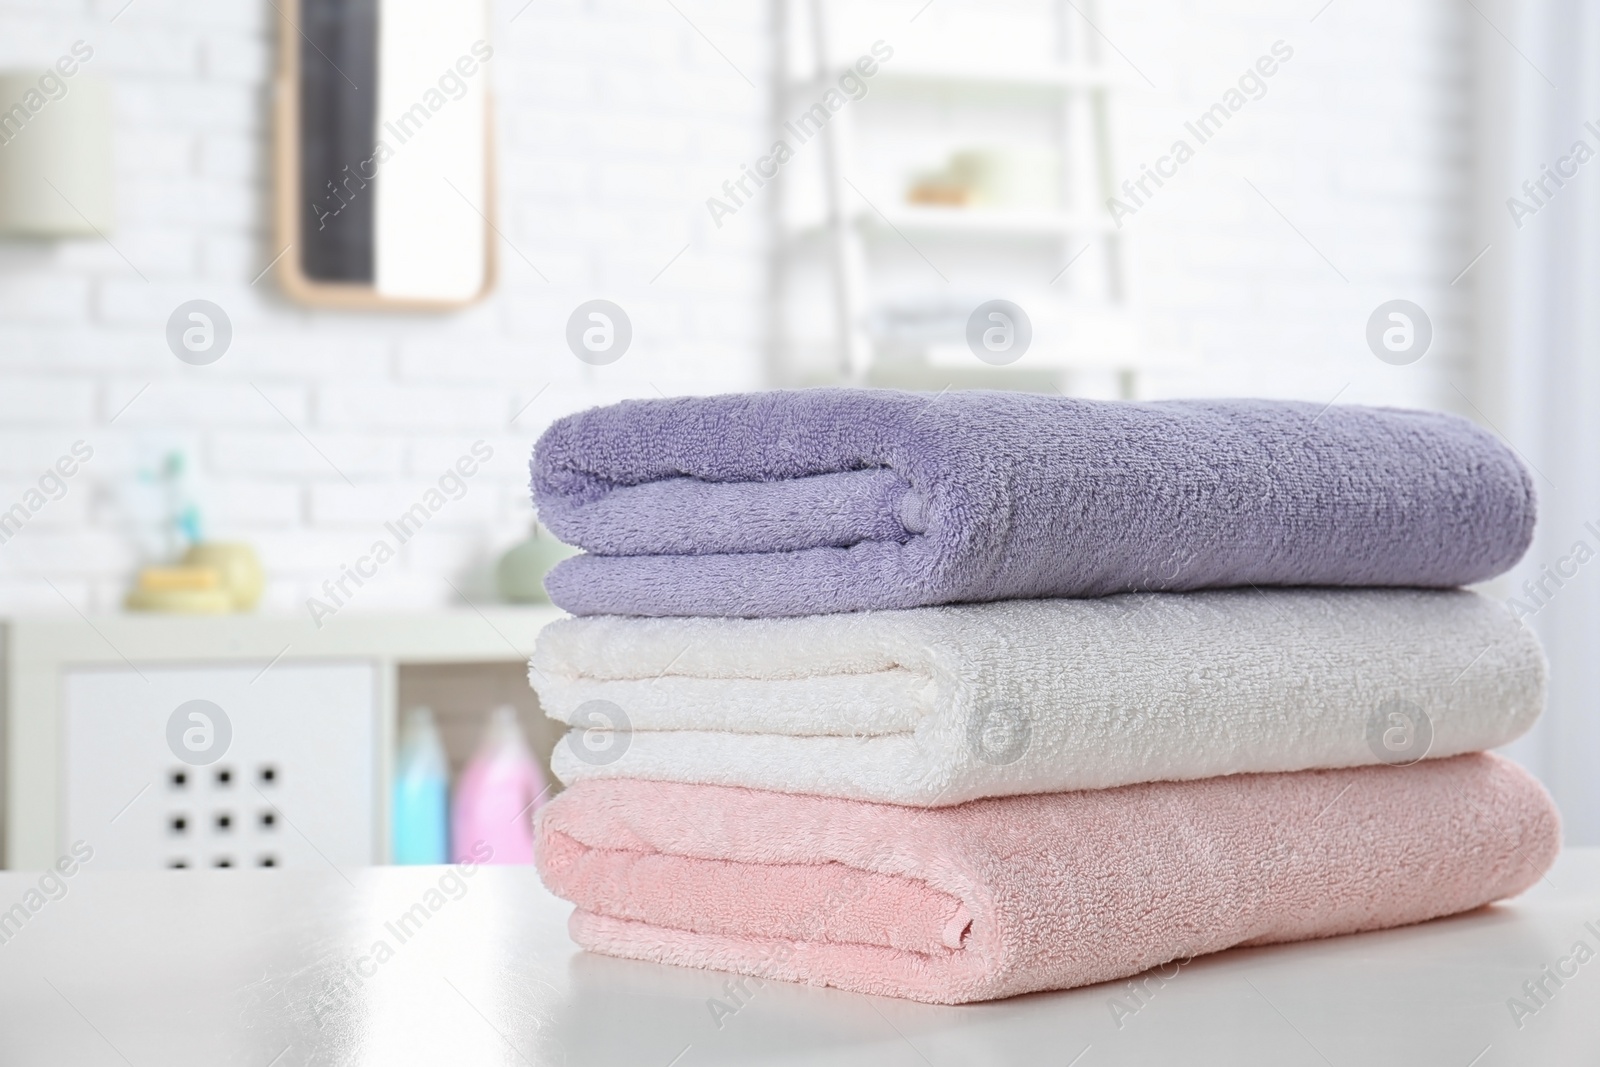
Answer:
[[0, 71, 113, 236]]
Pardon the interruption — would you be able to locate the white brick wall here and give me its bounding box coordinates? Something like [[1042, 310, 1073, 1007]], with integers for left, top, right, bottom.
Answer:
[[0, 0, 770, 615], [0, 0, 1473, 617], [1112, 0, 1472, 411]]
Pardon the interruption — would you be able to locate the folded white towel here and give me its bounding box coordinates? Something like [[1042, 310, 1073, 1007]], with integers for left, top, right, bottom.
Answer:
[[532, 589, 1544, 806]]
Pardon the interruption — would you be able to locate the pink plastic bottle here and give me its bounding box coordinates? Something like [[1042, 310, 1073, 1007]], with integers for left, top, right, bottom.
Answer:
[[451, 705, 548, 864]]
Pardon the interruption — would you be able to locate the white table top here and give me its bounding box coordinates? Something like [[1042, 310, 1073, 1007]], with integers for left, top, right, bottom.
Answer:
[[1, 850, 1597, 1066]]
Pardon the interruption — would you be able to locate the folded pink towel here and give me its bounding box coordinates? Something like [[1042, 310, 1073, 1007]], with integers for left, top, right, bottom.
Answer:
[[536, 754, 1559, 1004]]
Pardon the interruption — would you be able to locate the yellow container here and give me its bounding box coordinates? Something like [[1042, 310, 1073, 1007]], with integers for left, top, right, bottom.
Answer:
[[183, 542, 265, 611]]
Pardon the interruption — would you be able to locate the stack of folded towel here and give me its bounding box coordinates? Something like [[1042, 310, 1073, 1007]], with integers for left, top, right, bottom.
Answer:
[[526, 389, 1560, 1005]]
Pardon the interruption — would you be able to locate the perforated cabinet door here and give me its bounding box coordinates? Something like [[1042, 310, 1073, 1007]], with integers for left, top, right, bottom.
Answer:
[[62, 661, 378, 870]]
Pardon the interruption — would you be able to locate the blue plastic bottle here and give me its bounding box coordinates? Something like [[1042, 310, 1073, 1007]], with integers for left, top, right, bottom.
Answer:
[[392, 706, 449, 865]]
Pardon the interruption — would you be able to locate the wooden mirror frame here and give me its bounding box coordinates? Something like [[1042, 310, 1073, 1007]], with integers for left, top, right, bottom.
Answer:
[[271, 0, 498, 311]]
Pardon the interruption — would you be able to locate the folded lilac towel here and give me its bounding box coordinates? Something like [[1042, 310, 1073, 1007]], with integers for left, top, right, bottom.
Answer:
[[530, 389, 1535, 617], [536, 754, 1559, 1004]]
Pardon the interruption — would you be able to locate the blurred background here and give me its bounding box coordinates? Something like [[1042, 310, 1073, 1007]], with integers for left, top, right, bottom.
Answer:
[[0, 0, 1594, 872]]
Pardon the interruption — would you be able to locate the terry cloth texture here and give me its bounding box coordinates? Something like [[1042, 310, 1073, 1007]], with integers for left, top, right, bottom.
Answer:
[[529, 389, 1536, 617], [533, 588, 1545, 806], [535, 754, 1560, 1004]]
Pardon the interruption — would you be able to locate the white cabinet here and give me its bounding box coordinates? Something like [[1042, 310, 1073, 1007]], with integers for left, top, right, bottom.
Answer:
[[1, 609, 561, 869], [63, 662, 377, 870]]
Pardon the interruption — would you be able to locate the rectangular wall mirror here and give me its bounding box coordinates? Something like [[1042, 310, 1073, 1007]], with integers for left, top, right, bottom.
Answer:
[[273, 0, 495, 309]]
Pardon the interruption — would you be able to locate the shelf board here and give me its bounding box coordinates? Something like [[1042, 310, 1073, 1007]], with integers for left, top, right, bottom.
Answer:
[[790, 62, 1125, 96], [877, 205, 1113, 235], [785, 206, 1113, 241]]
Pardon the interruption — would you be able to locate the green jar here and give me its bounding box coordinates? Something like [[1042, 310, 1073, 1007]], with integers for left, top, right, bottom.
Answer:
[[496, 524, 580, 603]]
